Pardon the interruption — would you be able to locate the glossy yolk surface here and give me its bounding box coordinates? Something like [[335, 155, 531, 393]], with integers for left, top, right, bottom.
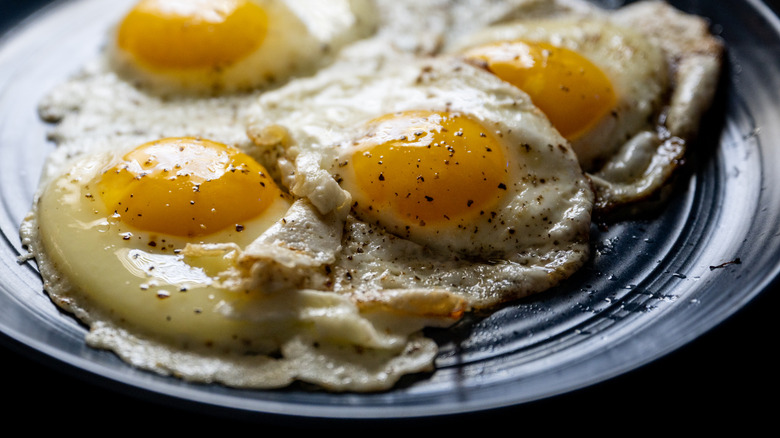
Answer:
[[98, 137, 282, 237], [117, 0, 268, 70], [464, 40, 617, 141], [347, 111, 509, 225]]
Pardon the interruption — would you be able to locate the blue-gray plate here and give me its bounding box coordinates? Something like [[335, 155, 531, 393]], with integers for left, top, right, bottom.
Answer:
[[1, 0, 777, 427]]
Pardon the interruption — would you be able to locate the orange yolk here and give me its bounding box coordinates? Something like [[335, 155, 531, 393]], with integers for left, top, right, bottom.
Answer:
[[117, 0, 268, 70], [464, 40, 617, 141], [98, 137, 282, 237], [345, 111, 509, 226]]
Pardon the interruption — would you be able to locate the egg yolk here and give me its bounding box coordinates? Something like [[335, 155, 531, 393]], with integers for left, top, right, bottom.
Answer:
[[345, 111, 509, 226], [117, 0, 268, 71], [98, 137, 283, 237], [463, 40, 617, 141]]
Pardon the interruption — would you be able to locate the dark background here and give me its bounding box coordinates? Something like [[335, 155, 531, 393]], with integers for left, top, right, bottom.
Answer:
[[1, 0, 776, 432]]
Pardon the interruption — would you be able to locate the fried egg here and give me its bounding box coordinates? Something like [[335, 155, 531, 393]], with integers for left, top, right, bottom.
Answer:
[[21, 136, 465, 390], [448, 0, 723, 214], [109, 0, 378, 95], [246, 55, 594, 309]]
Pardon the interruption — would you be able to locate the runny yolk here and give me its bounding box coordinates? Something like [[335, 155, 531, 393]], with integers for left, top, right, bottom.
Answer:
[[463, 40, 617, 141], [117, 0, 268, 70], [98, 137, 282, 237], [345, 110, 510, 227]]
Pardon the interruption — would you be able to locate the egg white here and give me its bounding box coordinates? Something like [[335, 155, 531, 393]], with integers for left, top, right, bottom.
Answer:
[[371, 0, 599, 56]]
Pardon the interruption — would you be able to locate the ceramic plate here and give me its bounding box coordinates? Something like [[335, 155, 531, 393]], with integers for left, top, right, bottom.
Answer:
[[1, 0, 778, 422]]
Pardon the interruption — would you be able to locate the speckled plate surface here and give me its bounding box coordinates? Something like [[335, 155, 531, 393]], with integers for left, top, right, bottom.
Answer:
[[1, 0, 778, 422]]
